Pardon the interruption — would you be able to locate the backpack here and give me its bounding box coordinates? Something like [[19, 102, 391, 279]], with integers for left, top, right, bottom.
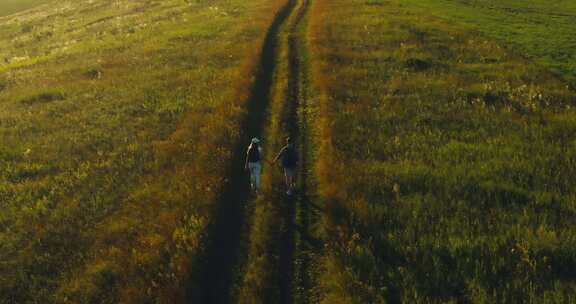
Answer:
[[248, 145, 260, 162], [281, 145, 298, 168]]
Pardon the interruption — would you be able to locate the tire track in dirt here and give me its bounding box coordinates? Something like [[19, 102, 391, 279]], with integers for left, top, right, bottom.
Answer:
[[186, 1, 297, 303], [278, 0, 320, 303]]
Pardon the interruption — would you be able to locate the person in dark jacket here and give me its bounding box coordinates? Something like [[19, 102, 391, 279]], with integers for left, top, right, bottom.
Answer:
[[245, 137, 263, 192], [274, 137, 298, 195]]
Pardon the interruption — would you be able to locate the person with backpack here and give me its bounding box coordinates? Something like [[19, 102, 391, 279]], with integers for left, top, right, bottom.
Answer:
[[274, 137, 298, 195], [245, 137, 263, 193]]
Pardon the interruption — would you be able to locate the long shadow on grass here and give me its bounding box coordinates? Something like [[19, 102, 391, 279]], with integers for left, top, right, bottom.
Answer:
[[279, 193, 297, 304], [186, 1, 297, 303]]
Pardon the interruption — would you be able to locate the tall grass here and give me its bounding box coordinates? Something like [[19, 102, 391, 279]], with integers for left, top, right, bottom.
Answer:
[[0, 0, 282, 302], [309, 0, 576, 302]]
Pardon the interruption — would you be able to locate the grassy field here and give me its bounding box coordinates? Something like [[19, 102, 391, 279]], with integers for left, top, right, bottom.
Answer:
[[0, 0, 51, 17], [309, 0, 576, 302], [3, 0, 576, 302], [0, 0, 282, 302], [400, 0, 576, 86]]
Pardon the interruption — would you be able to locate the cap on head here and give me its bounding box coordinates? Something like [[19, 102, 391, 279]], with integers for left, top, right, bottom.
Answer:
[[251, 137, 260, 144]]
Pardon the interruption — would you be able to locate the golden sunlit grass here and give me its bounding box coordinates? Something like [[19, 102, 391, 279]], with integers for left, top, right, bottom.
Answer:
[[309, 0, 576, 302], [0, 0, 52, 18], [4, 0, 576, 301], [0, 0, 281, 302]]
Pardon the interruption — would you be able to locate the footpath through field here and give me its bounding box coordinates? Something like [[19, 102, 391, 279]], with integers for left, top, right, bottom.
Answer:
[[235, 0, 322, 302], [192, 0, 576, 301], [278, 0, 320, 302], [186, 0, 318, 302]]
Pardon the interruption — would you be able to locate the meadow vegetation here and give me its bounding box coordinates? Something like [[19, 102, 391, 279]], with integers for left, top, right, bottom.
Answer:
[[3, 0, 576, 302], [0, 0, 52, 18], [309, 0, 576, 302], [0, 0, 282, 302], [400, 0, 576, 86]]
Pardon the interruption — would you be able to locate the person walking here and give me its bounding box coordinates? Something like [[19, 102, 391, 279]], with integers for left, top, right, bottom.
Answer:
[[274, 137, 298, 195], [245, 137, 263, 193]]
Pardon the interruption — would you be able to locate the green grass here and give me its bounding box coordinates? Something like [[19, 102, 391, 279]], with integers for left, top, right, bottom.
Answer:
[[4, 0, 576, 302], [0, 0, 51, 17], [400, 0, 576, 86], [0, 0, 280, 302], [309, 0, 576, 302]]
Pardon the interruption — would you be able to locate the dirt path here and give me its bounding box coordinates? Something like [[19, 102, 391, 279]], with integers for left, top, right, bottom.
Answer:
[[277, 0, 321, 303], [186, 0, 321, 302], [187, 1, 297, 303]]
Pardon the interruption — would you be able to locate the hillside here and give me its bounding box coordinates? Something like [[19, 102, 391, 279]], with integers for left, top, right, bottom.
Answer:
[[308, 0, 576, 302], [1, 0, 576, 303], [0, 0, 283, 302]]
